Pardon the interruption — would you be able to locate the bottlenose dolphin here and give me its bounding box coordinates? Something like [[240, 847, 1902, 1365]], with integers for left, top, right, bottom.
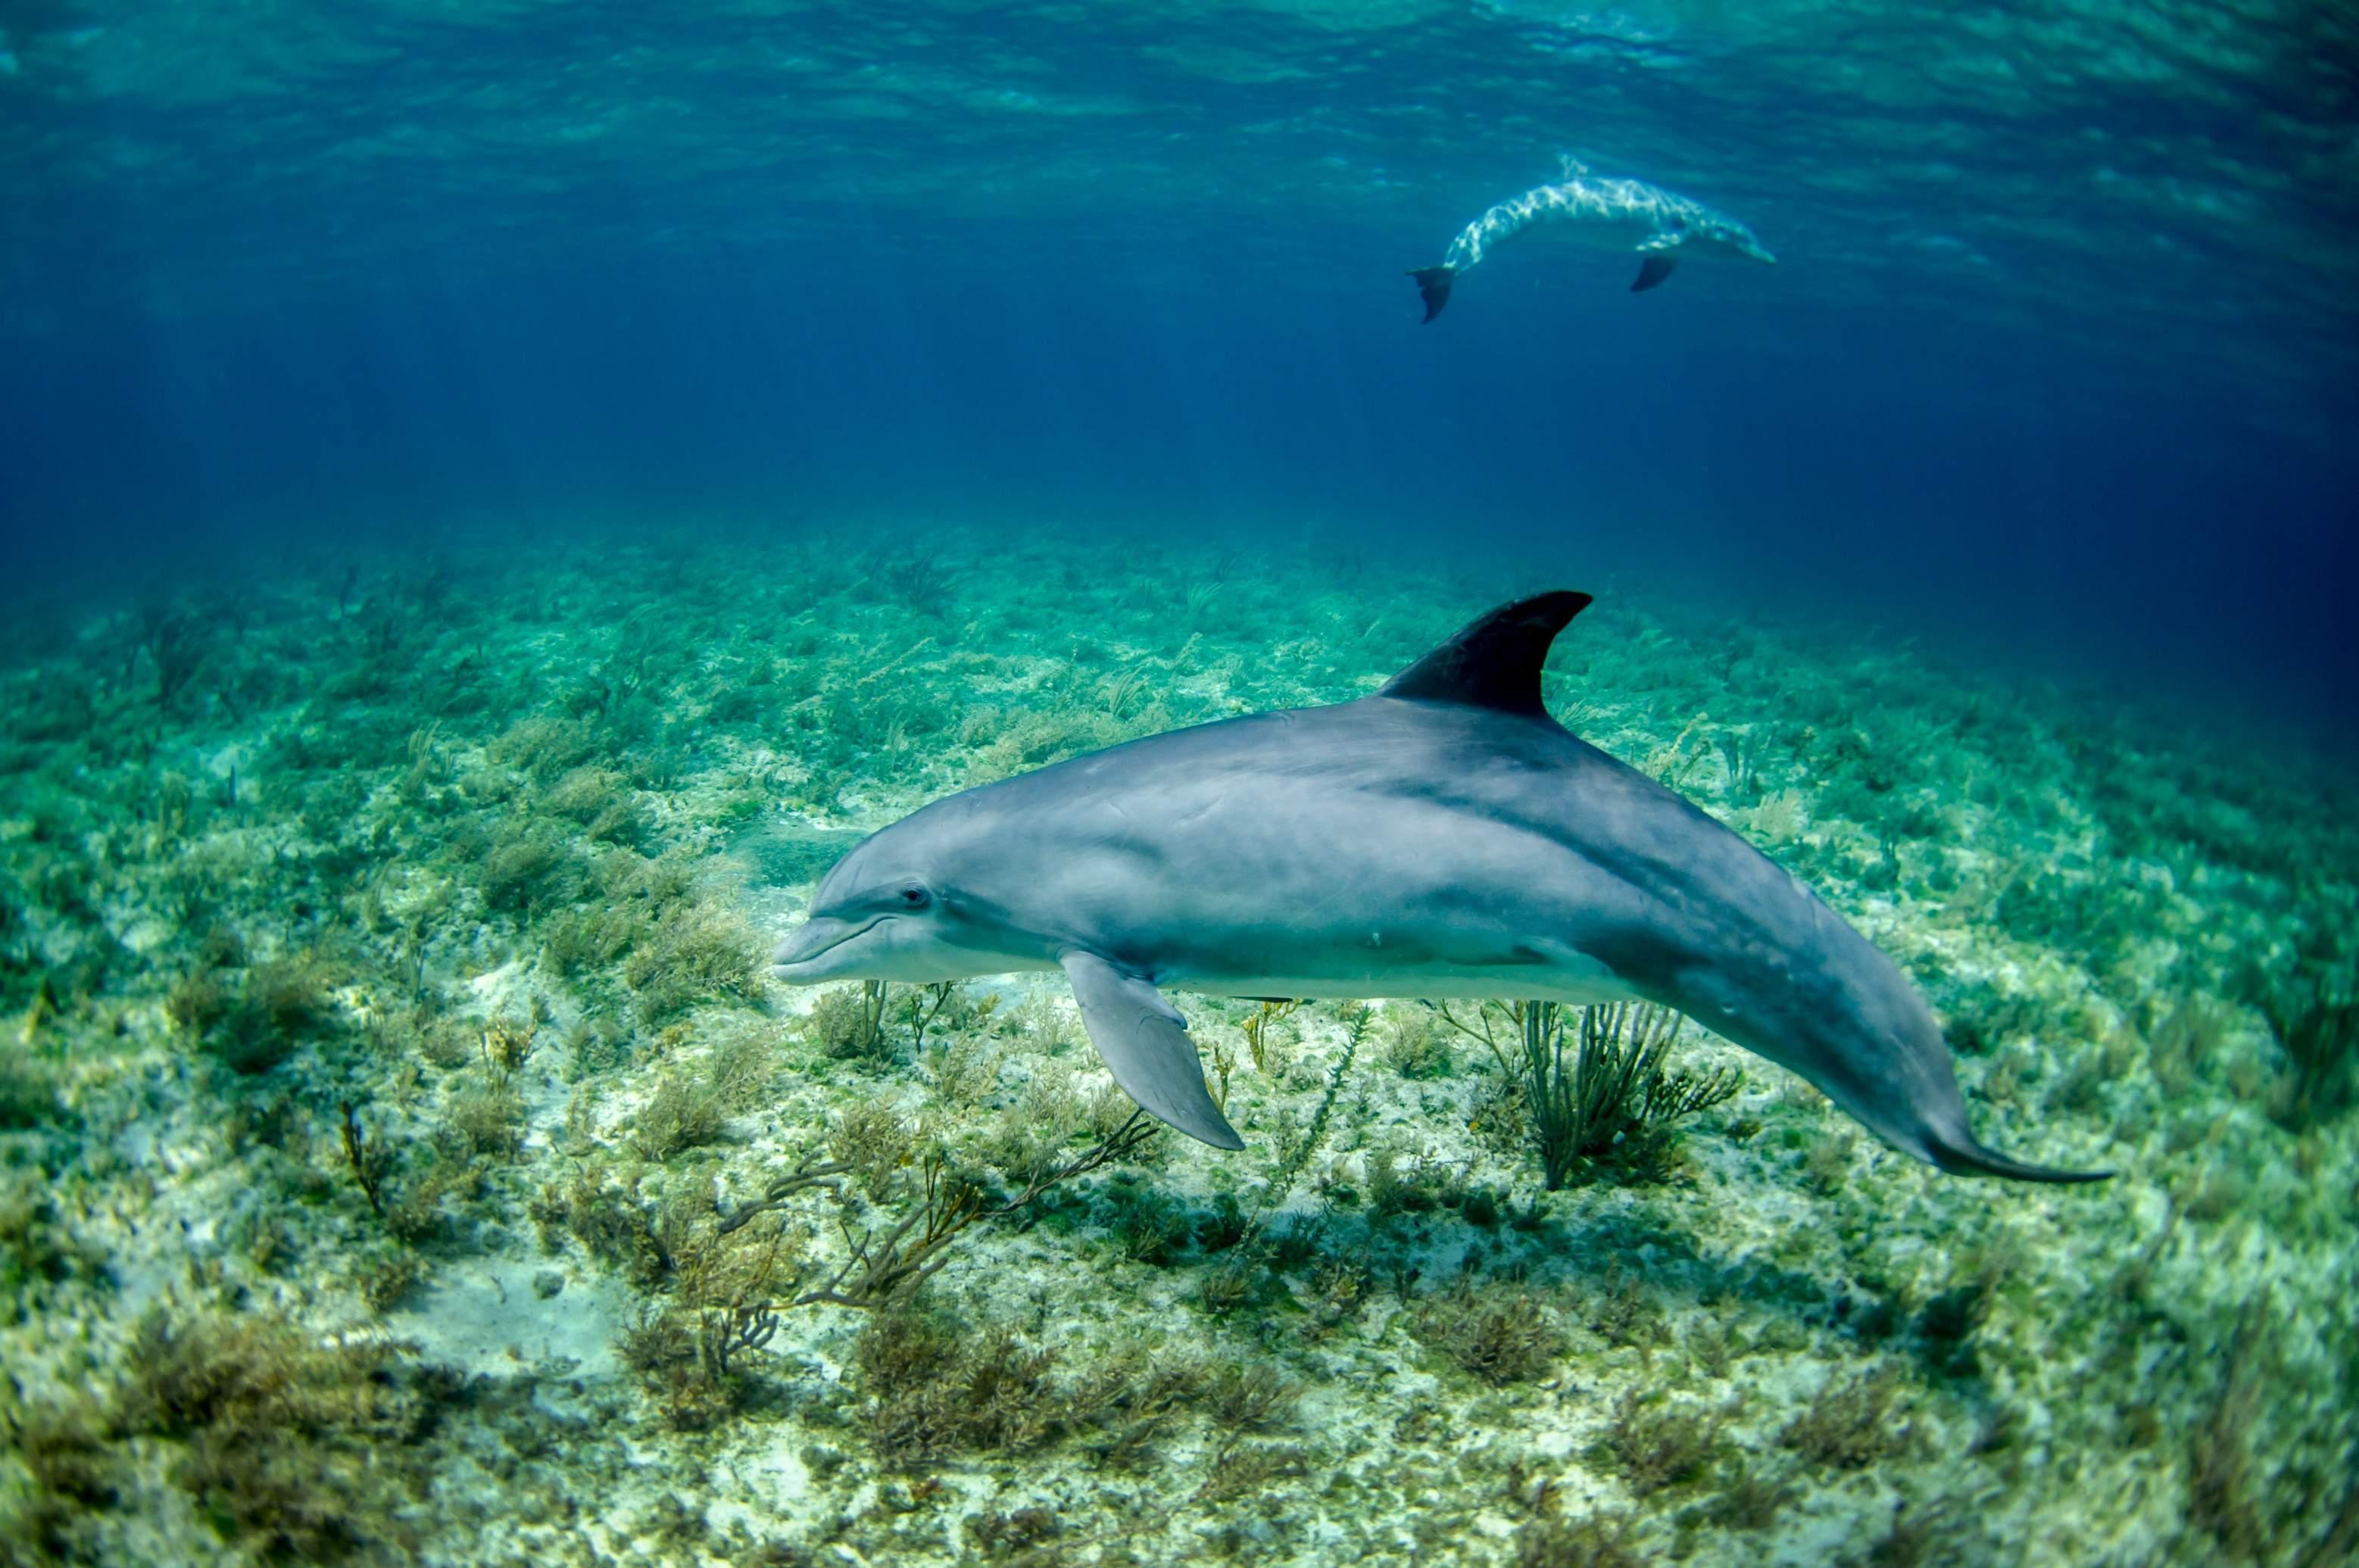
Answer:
[[772, 592, 2104, 1183], [1409, 159, 1777, 321]]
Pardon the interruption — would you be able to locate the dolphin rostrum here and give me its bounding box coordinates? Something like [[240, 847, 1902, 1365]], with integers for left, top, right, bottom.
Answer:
[[1408, 158, 1777, 321], [772, 592, 2105, 1183]]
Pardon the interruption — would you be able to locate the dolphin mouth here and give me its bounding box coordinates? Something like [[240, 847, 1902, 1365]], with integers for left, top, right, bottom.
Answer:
[[770, 915, 881, 981]]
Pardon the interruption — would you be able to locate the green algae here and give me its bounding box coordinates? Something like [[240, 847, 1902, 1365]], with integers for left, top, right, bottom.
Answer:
[[0, 528, 2350, 1565]]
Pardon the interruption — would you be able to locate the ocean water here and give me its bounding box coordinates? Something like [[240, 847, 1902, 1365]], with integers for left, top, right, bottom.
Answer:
[[1, 4, 2354, 1565]]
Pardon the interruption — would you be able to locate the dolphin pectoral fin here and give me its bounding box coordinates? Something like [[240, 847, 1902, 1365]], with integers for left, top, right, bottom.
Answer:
[[1925, 1129, 2111, 1184], [1631, 254, 1680, 292], [1061, 952, 1245, 1151], [1407, 265, 1455, 323]]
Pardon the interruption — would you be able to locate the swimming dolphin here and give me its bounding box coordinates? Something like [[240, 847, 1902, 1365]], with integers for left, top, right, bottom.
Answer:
[[1409, 159, 1777, 321], [771, 592, 2104, 1183]]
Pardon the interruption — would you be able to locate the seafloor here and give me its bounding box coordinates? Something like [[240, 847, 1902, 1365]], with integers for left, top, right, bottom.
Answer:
[[0, 525, 2351, 1567]]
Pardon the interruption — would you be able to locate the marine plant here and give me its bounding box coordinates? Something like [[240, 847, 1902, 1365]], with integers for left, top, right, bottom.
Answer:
[[336, 1099, 392, 1217], [810, 978, 896, 1067], [0, 531, 2351, 1563], [1587, 1388, 1725, 1497], [2254, 969, 2357, 1131], [1435, 999, 1741, 1188], [118, 1305, 432, 1560], [1780, 1365, 1912, 1470], [1413, 1277, 1567, 1386], [131, 600, 211, 711]]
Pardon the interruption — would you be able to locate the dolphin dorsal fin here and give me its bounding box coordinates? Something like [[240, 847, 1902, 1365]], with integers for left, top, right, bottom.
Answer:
[[1379, 591, 1593, 714]]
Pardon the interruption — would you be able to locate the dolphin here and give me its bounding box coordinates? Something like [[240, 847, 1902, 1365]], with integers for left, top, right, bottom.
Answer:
[[1408, 159, 1777, 321], [772, 592, 2105, 1183]]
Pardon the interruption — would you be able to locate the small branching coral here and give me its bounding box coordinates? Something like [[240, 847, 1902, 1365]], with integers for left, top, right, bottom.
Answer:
[[1434, 999, 1740, 1188]]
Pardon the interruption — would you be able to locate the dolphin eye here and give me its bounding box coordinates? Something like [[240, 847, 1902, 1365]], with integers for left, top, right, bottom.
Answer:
[[897, 884, 931, 909]]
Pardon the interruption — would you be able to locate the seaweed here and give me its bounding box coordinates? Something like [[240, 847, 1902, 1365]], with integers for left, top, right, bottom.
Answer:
[[2185, 1305, 2270, 1561], [629, 1072, 731, 1162], [476, 830, 579, 915], [0, 1396, 120, 1562], [1589, 1389, 1724, 1497], [854, 1313, 1062, 1467], [1206, 1361, 1297, 1433], [0, 1052, 63, 1132], [1585, 1267, 1668, 1351], [622, 903, 762, 1023], [1413, 1279, 1566, 1386], [1780, 1366, 1911, 1470], [131, 600, 211, 710], [1699, 1466, 1796, 1532], [2254, 971, 2357, 1131], [118, 1305, 432, 1560], [338, 1099, 392, 1217], [191, 954, 338, 1074], [1433, 999, 1740, 1188], [1379, 1006, 1453, 1079], [811, 979, 896, 1068], [621, 1214, 799, 1429], [1916, 1273, 1993, 1379], [1513, 1510, 1646, 1568]]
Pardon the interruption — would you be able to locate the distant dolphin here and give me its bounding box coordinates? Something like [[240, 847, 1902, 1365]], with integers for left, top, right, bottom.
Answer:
[[772, 593, 2104, 1183], [1409, 159, 1777, 321]]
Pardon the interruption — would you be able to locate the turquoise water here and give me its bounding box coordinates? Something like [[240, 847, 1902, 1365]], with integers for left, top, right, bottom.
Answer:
[[1, 5, 2354, 1565]]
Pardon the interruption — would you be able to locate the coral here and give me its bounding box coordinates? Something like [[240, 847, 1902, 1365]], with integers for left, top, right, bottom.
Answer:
[[337, 1099, 392, 1217]]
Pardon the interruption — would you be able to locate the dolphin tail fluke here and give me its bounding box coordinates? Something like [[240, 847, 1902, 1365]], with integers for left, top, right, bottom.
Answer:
[[1926, 1129, 2111, 1184], [1407, 265, 1455, 323]]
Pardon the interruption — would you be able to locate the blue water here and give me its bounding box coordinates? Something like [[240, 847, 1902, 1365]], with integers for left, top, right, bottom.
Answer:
[[3, 1, 2354, 719]]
